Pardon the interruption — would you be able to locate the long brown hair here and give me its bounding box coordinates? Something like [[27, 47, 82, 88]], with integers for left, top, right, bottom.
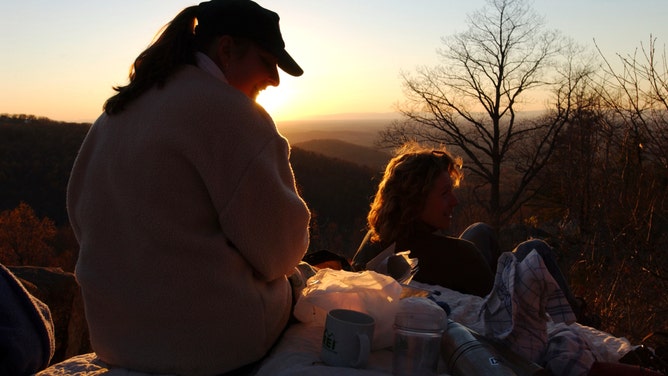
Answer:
[[103, 6, 200, 115], [367, 142, 463, 243]]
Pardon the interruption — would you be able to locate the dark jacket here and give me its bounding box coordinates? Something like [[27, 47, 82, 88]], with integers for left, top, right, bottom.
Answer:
[[353, 225, 494, 297]]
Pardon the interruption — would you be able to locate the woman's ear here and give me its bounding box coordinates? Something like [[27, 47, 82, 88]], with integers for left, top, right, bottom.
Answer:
[[212, 35, 235, 72]]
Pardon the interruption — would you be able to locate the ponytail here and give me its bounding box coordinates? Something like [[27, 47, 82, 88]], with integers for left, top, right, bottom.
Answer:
[[104, 6, 199, 115]]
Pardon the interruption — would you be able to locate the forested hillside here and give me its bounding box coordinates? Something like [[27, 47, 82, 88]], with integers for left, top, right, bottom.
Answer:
[[0, 114, 379, 263], [290, 147, 379, 255], [0, 115, 89, 224]]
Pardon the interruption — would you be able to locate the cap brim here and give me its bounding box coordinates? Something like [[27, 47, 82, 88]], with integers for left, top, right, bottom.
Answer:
[[276, 49, 303, 77]]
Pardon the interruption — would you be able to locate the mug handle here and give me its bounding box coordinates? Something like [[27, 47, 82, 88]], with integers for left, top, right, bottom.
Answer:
[[351, 333, 370, 368]]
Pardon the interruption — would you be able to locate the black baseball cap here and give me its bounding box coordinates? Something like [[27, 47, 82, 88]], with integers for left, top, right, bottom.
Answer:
[[196, 0, 303, 76]]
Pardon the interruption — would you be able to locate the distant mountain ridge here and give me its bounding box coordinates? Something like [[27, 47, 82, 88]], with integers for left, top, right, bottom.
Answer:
[[293, 139, 390, 170], [277, 118, 392, 148]]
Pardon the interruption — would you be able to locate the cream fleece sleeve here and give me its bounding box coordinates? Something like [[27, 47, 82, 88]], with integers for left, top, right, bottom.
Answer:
[[220, 136, 310, 281]]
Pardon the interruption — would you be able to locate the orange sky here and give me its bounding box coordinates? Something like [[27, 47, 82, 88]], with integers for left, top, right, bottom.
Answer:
[[1, 0, 666, 123]]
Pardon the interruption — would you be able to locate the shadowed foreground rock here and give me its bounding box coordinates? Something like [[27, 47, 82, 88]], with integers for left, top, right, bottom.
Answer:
[[9, 266, 90, 365]]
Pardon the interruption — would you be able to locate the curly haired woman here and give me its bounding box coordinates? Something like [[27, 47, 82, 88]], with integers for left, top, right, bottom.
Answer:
[[353, 142, 576, 307]]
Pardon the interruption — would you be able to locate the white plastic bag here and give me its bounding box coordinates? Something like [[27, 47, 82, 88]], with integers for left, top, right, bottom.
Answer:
[[293, 268, 402, 349]]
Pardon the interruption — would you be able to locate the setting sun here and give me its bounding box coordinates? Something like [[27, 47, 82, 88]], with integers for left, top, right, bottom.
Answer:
[[256, 89, 284, 113], [255, 77, 318, 122], [257, 86, 293, 121]]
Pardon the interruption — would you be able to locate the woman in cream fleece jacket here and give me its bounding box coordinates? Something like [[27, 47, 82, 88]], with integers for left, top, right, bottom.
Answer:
[[66, 1, 310, 375]]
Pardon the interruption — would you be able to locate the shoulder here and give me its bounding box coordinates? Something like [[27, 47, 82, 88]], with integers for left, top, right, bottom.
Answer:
[[161, 65, 278, 135], [160, 66, 264, 117]]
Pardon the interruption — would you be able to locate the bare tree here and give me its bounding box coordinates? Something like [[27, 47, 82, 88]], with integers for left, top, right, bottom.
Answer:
[[595, 35, 668, 173], [592, 35, 668, 285], [379, 0, 591, 228], [536, 36, 668, 341]]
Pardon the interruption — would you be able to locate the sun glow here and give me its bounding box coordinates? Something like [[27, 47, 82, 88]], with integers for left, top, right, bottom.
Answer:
[[257, 86, 292, 121]]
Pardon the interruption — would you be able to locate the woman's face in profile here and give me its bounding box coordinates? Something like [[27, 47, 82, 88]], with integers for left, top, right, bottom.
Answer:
[[226, 42, 280, 100], [419, 170, 458, 230]]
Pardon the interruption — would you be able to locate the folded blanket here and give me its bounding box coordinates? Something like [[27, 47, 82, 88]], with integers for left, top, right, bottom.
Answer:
[[428, 250, 617, 376], [480, 250, 594, 375]]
